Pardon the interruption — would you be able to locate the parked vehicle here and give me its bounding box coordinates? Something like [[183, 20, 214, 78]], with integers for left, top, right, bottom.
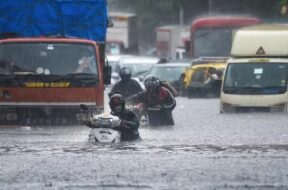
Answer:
[[182, 16, 261, 97], [188, 15, 261, 59], [185, 62, 226, 98], [220, 24, 288, 113], [107, 54, 133, 85], [156, 25, 190, 60], [146, 62, 190, 94], [111, 56, 159, 88], [0, 1, 111, 125], [106, 12, 138, 55]]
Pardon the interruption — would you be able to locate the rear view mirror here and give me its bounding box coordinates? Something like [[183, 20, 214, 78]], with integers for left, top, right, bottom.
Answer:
[[104, 59, 112, 85]]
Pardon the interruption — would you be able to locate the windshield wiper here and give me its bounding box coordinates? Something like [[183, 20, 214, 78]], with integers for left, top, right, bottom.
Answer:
[[262, 85, 285, 89], [262, 85, 286, 94], [13, 71, 37, 75], [223, 87, 241, 93]]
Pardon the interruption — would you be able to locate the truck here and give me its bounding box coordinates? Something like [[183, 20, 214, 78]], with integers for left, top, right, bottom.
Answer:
[[0, 0, 111, 125], [155, 25, 190, 60], [182, 16, 261, 97], [106, 12, 138, 55], [220, 24, 288, 113]]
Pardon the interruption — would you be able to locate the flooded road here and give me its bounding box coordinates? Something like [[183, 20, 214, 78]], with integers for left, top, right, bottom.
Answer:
[[1, 97, 288, 189]]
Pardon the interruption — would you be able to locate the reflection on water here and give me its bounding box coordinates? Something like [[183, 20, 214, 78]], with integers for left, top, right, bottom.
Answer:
[[1, 96, 288, 158], [2, 141, 288, 156]]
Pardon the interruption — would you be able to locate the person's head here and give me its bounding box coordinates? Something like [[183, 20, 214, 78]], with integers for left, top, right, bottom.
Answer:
[[109, 93, 125, 114], [215, 70, 223, 78], [119, 67, 132, 81], [144, 75, 160, 94]]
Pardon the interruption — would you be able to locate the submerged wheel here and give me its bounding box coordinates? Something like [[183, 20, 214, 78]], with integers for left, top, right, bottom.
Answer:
[[139, 114, 149, 127]]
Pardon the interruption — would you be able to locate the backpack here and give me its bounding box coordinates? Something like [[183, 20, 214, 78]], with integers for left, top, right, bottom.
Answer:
[[160, 81, 178, 97]]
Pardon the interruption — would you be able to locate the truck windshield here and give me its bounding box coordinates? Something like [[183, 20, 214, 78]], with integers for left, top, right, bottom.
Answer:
[[223, 63, 288, 95], [194, 27, 233, 57], [0, 42, 98, 76]]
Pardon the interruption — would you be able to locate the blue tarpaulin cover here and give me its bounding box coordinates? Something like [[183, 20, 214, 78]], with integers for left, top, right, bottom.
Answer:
[[0, 0, 107, 42]]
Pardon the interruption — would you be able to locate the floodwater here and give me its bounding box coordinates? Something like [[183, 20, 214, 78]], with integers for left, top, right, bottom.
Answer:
[[1, 96, 288, 189]]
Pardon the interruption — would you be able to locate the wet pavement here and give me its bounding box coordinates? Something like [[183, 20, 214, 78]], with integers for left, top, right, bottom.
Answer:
[[1, 97, 288, 189]]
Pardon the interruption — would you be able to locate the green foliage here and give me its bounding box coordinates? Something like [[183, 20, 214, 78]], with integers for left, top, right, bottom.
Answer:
[[279, 0, 288, 6]]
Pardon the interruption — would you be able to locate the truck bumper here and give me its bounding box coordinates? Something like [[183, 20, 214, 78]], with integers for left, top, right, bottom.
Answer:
[[0, 104, 103, 126]]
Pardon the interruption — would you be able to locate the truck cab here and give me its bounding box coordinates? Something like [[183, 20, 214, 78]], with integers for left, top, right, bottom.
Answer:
[[0, 1, 110, 125], [0, 37, 111, 125]]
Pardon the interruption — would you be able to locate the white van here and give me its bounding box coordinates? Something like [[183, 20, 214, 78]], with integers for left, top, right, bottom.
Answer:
[[220, 24, 288, 113]]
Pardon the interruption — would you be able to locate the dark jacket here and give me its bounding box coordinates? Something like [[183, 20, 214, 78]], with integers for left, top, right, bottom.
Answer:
[[110, 79, 143, 100], [132, 87, 176, 126], [111, 109, 140, 141]]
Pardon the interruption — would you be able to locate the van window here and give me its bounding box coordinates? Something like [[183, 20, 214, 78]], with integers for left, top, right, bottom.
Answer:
[[223, 63, 288, 95]]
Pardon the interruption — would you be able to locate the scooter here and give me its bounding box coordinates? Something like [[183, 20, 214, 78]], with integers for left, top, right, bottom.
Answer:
[[80, 104, 121, 143]]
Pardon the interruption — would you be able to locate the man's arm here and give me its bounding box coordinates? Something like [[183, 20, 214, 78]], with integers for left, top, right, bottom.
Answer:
[[132, 79, 144, 92], [75, 57, 91, 73], [162, 89, 176, 111], [119, 111, 139, 130], [127, 90, 145, 104]]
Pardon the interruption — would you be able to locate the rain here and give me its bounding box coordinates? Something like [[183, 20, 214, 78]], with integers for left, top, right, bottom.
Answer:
[[1, 1, 288, 190]]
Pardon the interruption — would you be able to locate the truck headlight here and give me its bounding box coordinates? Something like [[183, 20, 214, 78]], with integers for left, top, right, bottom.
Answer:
[[76, 113, 87, 122], [6, 112, 18, 121]]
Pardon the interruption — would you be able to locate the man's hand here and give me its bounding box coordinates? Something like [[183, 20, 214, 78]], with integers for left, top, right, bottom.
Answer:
[[112, 119, 121, 128], [120, 120, 130, 128], [147, 104, 162, 111], [155, 104, 162, 110]]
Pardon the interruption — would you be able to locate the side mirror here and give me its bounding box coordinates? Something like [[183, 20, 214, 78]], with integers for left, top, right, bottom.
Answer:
[[104, 59, 111, 85], [107, 16, 114, 28], [79, 104, 89, 112]]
